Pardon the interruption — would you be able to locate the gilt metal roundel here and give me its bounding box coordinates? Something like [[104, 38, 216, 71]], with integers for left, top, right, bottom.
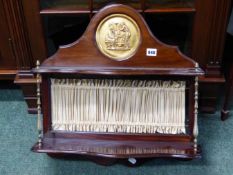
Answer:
[[96, 14, 141, 61]]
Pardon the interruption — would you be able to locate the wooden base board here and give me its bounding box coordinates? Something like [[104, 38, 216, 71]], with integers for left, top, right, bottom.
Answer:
[[32, 131, 201, 163]]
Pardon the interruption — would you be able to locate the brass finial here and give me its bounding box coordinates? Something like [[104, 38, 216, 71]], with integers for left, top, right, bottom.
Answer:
[[36, 60, 40, 69], [195, 63, 199, 72]]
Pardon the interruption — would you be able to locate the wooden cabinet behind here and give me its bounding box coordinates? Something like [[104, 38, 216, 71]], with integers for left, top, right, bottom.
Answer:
[[0, 0, 47, 113], [0, 0, 231, 113], [192, 0, 231, 112], [0, 0, 18, 79], [0, 0, 47, 79]]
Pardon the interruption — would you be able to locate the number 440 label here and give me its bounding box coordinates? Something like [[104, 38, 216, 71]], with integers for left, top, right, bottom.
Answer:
[[146, 48, 157, 56]]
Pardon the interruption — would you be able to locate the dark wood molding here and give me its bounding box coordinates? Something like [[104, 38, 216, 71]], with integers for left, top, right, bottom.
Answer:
[[0, 0, 47, 77], [21, 0, 47, 64], [0, 0, 47, 112], [2, 0, 33, 70], [0, 0, 17, 79], [191, 0, 231, 113], [0, 70, 17, 80], [192, 0, 231, 76]]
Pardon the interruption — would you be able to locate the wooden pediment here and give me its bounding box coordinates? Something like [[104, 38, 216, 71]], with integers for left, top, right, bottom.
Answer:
[[38, 4, 203, 76]]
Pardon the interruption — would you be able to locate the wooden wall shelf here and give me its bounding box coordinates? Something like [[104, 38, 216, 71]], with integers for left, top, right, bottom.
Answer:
[[32, 4, 204, 164]]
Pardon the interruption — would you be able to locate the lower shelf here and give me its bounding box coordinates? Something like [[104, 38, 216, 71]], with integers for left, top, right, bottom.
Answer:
[[32, 131, 201, 160]]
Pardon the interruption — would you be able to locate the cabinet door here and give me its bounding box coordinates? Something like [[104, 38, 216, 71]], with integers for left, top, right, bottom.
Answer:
[[0, 0, 17, 70]]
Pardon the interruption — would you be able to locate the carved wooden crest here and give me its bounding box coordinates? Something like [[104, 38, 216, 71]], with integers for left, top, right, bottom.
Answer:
[[38, 4, 204, 76]]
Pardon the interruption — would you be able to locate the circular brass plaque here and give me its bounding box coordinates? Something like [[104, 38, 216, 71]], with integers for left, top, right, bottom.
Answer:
[[96, 14, 141, 61]]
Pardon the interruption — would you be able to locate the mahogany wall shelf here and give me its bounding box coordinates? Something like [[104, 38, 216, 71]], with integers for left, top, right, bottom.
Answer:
[[32, 4, 204, 164]]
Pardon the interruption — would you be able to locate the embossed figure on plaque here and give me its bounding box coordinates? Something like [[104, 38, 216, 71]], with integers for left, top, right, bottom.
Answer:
[[96, 14, 141, 61], [105, 22, 131, 51]]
